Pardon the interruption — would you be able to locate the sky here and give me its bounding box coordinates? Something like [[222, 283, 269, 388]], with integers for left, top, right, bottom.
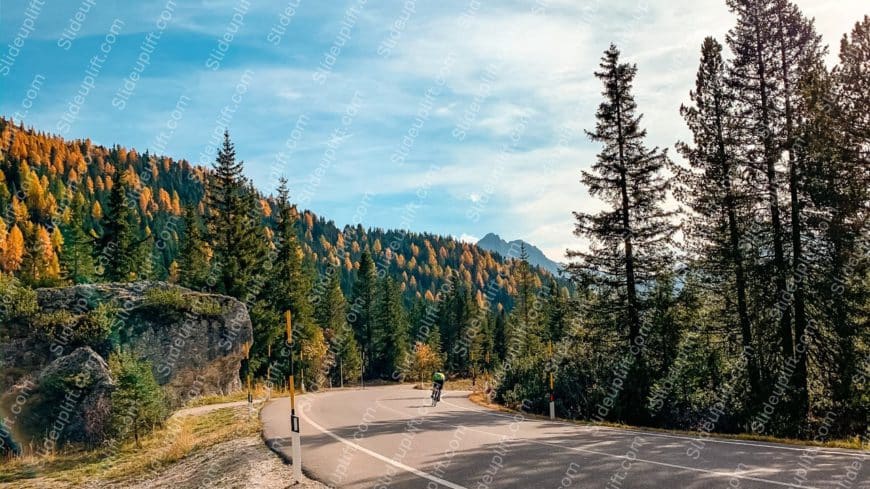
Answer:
[[0, 0, 866, 262]]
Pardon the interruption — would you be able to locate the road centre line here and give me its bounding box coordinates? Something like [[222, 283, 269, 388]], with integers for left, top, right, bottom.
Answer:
[[411, 396, 821, 489], [299, 398, 468, 489]]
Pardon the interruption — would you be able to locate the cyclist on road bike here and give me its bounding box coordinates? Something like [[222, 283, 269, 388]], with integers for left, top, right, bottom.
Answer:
[[432, 371, 446, 402]]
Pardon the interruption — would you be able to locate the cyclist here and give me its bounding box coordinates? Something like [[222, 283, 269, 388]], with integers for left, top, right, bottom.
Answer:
[[432, 371, 446, 403]]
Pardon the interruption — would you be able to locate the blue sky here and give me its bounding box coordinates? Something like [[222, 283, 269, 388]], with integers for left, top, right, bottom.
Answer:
[[0, 0, 865, 261]]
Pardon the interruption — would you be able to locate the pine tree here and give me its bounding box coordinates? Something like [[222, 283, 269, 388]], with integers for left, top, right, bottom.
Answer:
[[206, 131, 263, 300], [772, 0, 824, 424], [569, 44, 677, 343], [96, 173, 146, 282], [372, 277, 409, 378], [316, 270, 361, 386], [544, 279, 569, 342], [797, 17, 870, 436], [727, 0, 825, 430], [60, 196, 96, 284], [727, 0, 792, 361], [109, 351, 166, 448], [350, 250, 377, 377], [568, 44, 677, 424], [676, 37, 760, 401], [177, 205, 211, 290]]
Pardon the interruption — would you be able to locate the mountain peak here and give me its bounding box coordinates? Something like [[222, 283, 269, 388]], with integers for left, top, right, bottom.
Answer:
[[475, 234, 562, 275]]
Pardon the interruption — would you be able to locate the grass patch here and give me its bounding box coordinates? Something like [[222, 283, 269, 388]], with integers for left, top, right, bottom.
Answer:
[[467, 392, 866, 451], [0, 406, 260, 488], [140, 288, 224, 321]]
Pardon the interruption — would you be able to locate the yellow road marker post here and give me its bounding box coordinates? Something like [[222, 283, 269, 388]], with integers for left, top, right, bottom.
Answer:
[[286, 311, 302, 481]]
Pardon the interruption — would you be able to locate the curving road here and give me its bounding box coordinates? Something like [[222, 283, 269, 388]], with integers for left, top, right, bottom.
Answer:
[[261, 385, 867, 489]]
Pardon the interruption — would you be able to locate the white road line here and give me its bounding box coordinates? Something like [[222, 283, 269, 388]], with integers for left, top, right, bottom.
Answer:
[[441, 397, 859, 457], [374, 395, 817, 488], [299, 402, 468, 489]]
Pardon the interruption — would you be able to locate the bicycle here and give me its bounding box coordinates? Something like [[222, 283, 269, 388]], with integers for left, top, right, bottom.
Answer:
[[430, 383, 442, 407]]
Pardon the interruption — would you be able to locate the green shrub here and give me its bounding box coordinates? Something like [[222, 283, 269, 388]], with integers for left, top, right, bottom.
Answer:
[[191, 296, 223, 317], [109, 351, 167, 447], [0, 275, 37, 323], [143, 287, 187, 311], [31, 310, 79, 330], [141, 287, 223, 319], [79, 303, 116, 345], [30, 304, 115, 347]]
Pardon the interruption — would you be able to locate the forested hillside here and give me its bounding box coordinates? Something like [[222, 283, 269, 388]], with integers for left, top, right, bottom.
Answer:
[[0, 116, 558, 388]]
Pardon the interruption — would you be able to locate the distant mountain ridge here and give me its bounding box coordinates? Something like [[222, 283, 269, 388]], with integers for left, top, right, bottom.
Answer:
[[477, 233, 562, 275]]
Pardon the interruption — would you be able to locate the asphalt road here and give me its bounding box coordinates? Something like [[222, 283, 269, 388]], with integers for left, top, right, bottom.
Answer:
[[261, 385, 867, 489]]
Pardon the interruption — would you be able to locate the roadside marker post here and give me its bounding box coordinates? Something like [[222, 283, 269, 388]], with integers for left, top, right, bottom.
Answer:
[[286, 311, 303, 482], [266, 343, 272, 401], [548, 341, 555, 420], [243, 341, 253, 418]]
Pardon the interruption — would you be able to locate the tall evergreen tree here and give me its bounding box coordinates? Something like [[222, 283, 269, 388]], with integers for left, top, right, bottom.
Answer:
[[726, 0, 793, 367], [95, 173, 146, 282], [372, 277, 409, 378], [772, 0, 824, 423], [798, 17, 869, 436], [206, 131, 263, 300], [350, 250, 377, 377], [568, 44, 677, 423], [676, 37, 760, 401], [177, 205, 210, 290], [60, 194, 96, 284], [316, 270, 361, 385]]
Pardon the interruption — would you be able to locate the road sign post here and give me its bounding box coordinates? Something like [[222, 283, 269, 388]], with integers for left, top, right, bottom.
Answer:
[[548, 341, 555, 420], [339, 356, 344, 388], [286, 311, 302, 482]]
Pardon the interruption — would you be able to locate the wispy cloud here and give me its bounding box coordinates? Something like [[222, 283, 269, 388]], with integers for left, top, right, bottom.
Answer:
[[1, 0, 866, 263]]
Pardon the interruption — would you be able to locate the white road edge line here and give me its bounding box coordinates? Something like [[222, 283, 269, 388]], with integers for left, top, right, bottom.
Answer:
[[374, 394, 815, 489], [299, 402, 469, 489], [442, 397, 857, 457]]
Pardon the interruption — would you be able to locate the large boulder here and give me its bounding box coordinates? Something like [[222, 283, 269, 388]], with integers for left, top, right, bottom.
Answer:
[[33, 281, 253, 405], [0, 281, 253, 448]]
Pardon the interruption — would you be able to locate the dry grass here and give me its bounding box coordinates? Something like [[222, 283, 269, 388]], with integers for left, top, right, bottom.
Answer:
[[183, 383, 278, 407], [0, 406, 261, 488], [467, 392, 866, 451]]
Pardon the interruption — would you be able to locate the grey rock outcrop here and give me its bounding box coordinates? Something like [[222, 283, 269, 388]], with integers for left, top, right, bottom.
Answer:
[[33, 281, 253, 405], [0, 281, 254, 447]]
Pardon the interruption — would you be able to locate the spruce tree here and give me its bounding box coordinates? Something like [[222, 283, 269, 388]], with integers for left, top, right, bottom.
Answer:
[[60, 195, 96, 284], [726, 0, 792, 364], [676, 37, 759, 401], [177, 205, 210, 290], [266, 178, 311, 317], [109, 351, 166, 448], [316, 270, 361, 385], [350, 250, 377, 377], [372, 277, 409, 378], [568, 44, 676, 424], [798, 18, 869, 436], [96, 173, 145, 282], [206, 131, 263, 300]]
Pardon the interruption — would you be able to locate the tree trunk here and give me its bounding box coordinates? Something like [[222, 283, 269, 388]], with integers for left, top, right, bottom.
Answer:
[[777, 9, 809, 423], [753, 10, 794, 360]]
